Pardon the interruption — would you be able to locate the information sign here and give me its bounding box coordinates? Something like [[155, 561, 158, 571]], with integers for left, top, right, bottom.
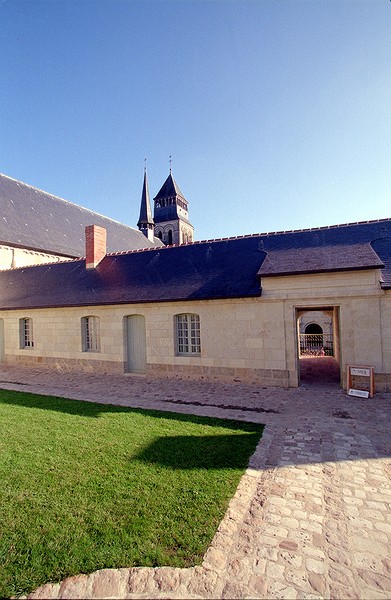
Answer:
[[346, 365, 374, 398], [348, 389, 370, 398], [351, 367, 371, 377]]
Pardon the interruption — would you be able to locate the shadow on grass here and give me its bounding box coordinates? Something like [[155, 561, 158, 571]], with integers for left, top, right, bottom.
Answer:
[[0, 388, 264, 433], [135, 433, 262, 470]]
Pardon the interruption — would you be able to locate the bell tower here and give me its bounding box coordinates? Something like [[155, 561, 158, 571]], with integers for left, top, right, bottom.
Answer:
[[153, 169, 194, 245]]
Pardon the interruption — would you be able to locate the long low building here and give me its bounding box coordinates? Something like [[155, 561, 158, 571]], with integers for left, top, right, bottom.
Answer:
[[0, 218, 390, 391]]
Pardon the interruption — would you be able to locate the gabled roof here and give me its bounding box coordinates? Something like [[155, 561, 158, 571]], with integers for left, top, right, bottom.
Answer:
[[0, 173, 159, 257], [0, 217, 389, 311]]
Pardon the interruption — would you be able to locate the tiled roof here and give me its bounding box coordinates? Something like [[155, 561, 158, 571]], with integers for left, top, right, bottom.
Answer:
[[0, 173, 160, 257], [0, 217, 389, 310]]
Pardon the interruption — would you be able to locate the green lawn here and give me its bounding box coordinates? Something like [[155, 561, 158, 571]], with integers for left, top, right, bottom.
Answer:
[[0, 389, 263, 597]]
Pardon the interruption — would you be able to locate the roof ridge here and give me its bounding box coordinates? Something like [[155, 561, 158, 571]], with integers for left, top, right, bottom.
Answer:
[[0, 173, 139, 233], [105, 217, 391, 258]]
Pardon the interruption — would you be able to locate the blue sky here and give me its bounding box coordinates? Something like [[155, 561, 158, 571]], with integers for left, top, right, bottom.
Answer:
[[1, 0, 390, 241]]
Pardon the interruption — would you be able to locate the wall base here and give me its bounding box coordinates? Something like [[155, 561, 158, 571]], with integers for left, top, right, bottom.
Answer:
[[4, 354, 125, 375], [3, 355, 294, 388], [146, 363, 292, 387]]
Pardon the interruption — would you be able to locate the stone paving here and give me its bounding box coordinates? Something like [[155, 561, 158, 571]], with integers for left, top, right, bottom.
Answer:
[[1, 365, 391, 599]]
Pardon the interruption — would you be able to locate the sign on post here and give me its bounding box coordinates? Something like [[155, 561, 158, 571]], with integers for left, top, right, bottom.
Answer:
[[346, 365, 375, 398]]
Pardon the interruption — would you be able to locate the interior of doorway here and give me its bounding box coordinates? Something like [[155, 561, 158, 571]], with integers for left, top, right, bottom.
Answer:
[[296, 307, 341, 387]]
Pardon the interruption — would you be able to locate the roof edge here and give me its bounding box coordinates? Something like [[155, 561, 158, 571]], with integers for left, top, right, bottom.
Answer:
[[258, 264, 385, 278], [0, 292, 263, 312]]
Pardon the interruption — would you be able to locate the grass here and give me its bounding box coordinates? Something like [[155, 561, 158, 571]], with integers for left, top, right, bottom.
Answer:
[[0, 389, 263, 597]]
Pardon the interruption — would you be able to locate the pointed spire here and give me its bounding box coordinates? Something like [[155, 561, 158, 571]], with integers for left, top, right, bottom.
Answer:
[[137, 164, 154, 242]]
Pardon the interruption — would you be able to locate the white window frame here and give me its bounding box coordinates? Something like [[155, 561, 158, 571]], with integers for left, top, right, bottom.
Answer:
[[19, 317, 34, 349], [81, 316, 100, 352], [175, 313, 201, 356]]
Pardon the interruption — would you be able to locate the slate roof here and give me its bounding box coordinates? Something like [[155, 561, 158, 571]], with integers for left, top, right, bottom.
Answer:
[[0, 237, 264, 310], [0, 173, 159, 257], [154, 173, 186, 201], [258, 243, 384, 277], [0, 218, 389, 311]]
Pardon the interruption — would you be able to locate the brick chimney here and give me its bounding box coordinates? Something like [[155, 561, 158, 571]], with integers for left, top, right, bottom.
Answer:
[[85, 225, 107, 269]]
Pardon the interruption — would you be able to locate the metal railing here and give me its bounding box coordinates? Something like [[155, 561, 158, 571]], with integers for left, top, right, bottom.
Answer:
[[299, 334, 334, 357]]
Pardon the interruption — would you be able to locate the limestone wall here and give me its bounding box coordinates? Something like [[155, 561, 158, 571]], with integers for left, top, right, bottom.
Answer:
[[0, 245, 70, 270]]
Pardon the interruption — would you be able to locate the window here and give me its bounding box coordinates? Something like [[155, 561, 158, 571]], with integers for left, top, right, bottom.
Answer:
[[81, 316, 100, 352], [175, 314, 201, 356], [20, 318, 34, 349]]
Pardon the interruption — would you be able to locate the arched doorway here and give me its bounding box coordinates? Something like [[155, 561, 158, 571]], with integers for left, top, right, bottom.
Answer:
[[305, 323, 323, 335], [301, 323, 324, 356]]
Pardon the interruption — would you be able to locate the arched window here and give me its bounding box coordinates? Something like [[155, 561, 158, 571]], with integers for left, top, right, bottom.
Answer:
[[19, 317, 34, 349], [157, 231, 163, 240], [167, 230, 173, 245], [81, 316, 100, 352], [175, 314, 201, 356]]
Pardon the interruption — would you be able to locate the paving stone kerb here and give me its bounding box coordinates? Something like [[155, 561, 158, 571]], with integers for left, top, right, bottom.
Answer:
[[1, 365, 390, 600]]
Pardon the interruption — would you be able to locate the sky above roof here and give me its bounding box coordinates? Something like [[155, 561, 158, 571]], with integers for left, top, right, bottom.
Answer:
[[1, 0, 390, 241]]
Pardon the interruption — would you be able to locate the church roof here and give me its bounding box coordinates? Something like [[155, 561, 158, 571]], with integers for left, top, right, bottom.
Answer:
[[0, 218, 389, 311], [0, 173, 158, 257]]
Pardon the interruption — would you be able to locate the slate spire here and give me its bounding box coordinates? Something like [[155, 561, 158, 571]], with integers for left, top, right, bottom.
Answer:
[[137, 166, 155, 242]]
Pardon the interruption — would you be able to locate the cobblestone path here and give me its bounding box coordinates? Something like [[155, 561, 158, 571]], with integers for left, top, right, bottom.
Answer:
[[1, 365, 390, 599]]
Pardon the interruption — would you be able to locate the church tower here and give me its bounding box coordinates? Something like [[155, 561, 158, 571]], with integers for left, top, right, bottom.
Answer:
[[153, 170, 194, 245], [137, 168, 155, 243]]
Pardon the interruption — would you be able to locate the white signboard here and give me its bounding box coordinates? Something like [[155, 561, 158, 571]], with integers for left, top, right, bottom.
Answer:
[[351, 367, 371, 377], [348, 388, 370, 398]]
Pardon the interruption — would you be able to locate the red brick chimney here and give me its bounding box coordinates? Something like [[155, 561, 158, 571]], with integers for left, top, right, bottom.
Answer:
[[85, 225, 107, 269]]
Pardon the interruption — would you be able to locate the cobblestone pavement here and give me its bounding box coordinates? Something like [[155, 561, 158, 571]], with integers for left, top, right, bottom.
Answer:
[[1, 365, 390, 599]]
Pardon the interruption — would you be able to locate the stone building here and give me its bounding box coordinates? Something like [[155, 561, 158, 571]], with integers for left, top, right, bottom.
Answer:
[[0, 201, 389, 391]]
